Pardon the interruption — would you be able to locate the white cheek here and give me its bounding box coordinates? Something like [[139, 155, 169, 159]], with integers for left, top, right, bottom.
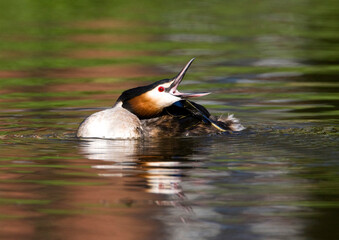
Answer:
[[146, 89, 180, 107]]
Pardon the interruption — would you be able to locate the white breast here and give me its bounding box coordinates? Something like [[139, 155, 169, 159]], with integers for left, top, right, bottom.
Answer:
[[77, 103, 143, 139]]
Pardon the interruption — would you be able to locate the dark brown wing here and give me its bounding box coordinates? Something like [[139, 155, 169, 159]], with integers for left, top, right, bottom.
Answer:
[[163, 100, 211, 119], [141, 100, 244, 137]]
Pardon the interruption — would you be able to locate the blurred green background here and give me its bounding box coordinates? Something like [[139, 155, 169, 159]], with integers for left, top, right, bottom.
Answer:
[[0, 0, 338, 124], [0, 1, 339, 240]]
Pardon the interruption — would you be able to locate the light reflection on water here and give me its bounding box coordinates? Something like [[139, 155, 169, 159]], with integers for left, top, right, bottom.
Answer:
[[0, 0, 339, 239], [74, 134, 336, 240], [0, 114, 338, 240]]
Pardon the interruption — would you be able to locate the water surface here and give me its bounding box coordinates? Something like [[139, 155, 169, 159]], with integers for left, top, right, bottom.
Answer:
[[0, 1, 338, 240]]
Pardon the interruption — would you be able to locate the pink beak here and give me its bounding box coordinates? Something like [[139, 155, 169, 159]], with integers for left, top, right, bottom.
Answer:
[[169, 58, 210, 98]]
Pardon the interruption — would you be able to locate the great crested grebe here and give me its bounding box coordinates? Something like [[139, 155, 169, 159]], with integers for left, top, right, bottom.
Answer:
[[77, 58, 244, 139]]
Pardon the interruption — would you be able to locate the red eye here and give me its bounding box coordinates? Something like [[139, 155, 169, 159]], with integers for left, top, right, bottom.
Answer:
[[158, 86, 165, 92]]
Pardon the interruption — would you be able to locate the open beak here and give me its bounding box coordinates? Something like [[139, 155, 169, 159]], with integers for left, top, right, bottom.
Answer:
[[168, 58, 210, 98]]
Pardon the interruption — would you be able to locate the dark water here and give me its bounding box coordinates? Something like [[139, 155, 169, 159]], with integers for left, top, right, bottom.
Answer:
[[0, 0, 338, 239]]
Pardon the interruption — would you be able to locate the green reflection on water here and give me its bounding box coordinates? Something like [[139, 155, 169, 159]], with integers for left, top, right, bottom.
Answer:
[[0, 179, 105, 186], [0, 1, 338, 240], [0, 198, 50, 205]]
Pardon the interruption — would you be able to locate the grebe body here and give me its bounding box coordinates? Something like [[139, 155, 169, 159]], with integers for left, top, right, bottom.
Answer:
[[77, 59, 244, 139]]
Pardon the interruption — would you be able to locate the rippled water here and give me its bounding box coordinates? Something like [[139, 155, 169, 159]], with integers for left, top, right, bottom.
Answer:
[[0, 1, 338, 240]]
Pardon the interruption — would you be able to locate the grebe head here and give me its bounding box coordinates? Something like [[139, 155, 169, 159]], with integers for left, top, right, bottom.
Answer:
[[116, 58, 209, 119]]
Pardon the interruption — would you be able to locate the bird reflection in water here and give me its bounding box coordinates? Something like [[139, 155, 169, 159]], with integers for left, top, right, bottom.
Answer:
[[78, 137, 202, 221]]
